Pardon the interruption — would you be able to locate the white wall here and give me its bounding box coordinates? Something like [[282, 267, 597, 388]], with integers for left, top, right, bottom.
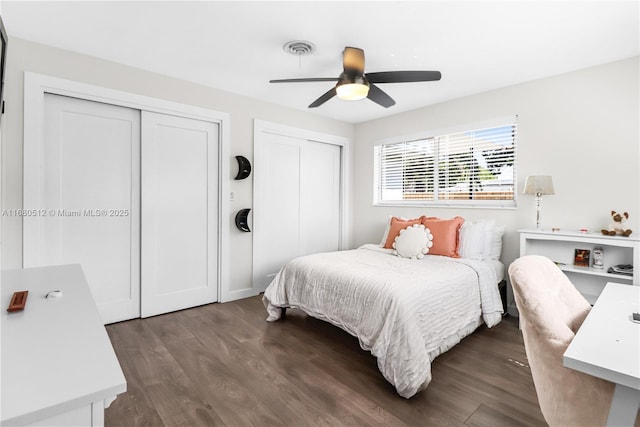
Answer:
[[352, 57, 639, 308], [1, 38, 354, 295], [3, 37, 637, 307]]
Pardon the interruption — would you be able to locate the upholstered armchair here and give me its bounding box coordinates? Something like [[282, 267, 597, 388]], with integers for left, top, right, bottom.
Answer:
[[508, 255, 615, 427]]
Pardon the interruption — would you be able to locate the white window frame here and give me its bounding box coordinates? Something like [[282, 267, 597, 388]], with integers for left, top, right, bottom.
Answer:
[[373, 116, 518, 209]]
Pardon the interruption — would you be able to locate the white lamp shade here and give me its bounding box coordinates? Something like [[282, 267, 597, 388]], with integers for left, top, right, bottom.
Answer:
[[523, 175, 555, 196]]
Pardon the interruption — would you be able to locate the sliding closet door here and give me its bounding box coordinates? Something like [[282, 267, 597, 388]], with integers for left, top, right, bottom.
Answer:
[[141, 112, 219, 318], [25, 94, 141, 324], [253, 133, 302, 292], [253, 132, 341, 292], [299, 140, 341, 255]]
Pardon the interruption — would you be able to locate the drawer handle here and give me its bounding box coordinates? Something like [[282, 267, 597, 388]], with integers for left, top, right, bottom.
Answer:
[[7, 290, 28, 312]]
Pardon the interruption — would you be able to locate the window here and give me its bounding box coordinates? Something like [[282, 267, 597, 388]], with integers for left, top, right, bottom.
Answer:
[[374, 121, 516, 207]]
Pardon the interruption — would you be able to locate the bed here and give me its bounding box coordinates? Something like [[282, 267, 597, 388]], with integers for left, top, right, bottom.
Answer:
[[262, 221, 505, 398]]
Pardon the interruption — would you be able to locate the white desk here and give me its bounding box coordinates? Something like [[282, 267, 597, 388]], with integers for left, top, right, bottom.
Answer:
[[564, 282, 640, 426], [1, 265, 126, 426]]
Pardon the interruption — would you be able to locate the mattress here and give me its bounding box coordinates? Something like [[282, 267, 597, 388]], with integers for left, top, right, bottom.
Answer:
[[262, 244, 504, 398]]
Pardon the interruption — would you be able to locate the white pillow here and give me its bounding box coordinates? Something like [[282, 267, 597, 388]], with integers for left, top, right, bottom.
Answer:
[[379, 215, 394, 246], [458, 221, 487, 260], [484, 224, 505, 260], [393, 224, 434, 259], [458, 220, 504, 260]]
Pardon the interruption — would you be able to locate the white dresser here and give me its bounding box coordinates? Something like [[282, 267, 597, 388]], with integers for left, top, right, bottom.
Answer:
[[1, 264, 126, 426]]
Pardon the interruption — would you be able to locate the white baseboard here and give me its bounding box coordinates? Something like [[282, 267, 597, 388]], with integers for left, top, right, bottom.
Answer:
[[220, 287, 258, 303]]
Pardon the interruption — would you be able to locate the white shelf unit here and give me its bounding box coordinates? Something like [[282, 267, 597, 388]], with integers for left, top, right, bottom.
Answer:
[[519, 229, 640, 305]]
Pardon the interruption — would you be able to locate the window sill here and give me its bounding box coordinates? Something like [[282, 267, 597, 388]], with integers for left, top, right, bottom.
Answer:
[[373, 201, 517, 210]]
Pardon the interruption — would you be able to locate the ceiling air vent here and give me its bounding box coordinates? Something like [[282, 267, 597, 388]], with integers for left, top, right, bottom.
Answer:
[[282, 40, 316, 56]]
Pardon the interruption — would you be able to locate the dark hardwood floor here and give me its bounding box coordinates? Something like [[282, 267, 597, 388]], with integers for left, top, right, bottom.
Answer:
[[105, 296, 546, 426]]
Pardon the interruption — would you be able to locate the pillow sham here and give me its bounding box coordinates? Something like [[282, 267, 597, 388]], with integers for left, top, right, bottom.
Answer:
[[458, 221, 487, 260], [393, 224, 433, 259], [458, 219, 505, 260], [484, 223, 505, 260], [383, 216, 423, 249], [421, 216, 465, 257], [379, 216, 392, 246]]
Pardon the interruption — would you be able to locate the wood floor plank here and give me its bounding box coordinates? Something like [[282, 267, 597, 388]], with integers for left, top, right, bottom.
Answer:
[[106, 347, 166, 427], [434, 362, 545, 424], [106, 296, 547, 427], [164, 335, 297, 426], [465, 403, 528, 427], [237, 334, 409, 427], [109, 318, 227, 426], [175, 311, 361, 425], [441, 344, 537, 403]]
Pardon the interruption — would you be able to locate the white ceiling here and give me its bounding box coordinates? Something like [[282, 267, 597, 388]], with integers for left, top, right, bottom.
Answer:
[[2, 1, 639, 123]]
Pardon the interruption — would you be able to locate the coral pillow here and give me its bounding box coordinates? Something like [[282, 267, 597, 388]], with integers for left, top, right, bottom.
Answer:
[[421, 216, 465, 257], [383, 216, 423, 249], [393, 224, 434, 259]]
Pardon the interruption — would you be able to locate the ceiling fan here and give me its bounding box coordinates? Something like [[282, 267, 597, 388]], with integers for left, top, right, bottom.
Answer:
[[270, 46, 441, 108]]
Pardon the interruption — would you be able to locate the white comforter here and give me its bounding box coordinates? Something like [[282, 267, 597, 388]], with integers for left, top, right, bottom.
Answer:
[[262, 244, 504, 398]]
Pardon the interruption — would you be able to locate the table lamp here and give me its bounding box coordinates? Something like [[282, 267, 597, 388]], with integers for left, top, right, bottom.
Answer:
[[523, 175, 554, 229]]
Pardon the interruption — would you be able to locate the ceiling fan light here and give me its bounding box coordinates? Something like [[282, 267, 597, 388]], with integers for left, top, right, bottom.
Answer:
[[336, 83, 370, 101]]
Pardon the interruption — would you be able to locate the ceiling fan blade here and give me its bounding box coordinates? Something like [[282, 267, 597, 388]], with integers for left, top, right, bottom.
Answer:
[[309, 87, 337, 108], [270, 77, 339, 83], [367, 84, 395, 108], [366, 71, 442, 84], [343, 47, 365, 73]]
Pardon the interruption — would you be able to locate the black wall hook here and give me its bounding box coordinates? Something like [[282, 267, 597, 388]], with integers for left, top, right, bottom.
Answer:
[[235, 208, 251, 232], [234, 155, 252, 180]]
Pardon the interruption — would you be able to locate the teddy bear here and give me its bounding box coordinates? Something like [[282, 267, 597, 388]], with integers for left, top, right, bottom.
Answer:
[[601, 210, 632, 237]]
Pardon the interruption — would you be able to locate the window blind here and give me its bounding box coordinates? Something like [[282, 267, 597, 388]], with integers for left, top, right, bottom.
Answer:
[[374, 123, 517, 207]]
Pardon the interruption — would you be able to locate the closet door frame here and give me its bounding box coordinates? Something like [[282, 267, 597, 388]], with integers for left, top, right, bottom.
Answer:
[[252, 119, 351, 291], [23, 72, 235, 303]]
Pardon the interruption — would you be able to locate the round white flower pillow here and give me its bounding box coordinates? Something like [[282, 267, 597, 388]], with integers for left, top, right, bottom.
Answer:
[[392, 224, 434, 259]]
